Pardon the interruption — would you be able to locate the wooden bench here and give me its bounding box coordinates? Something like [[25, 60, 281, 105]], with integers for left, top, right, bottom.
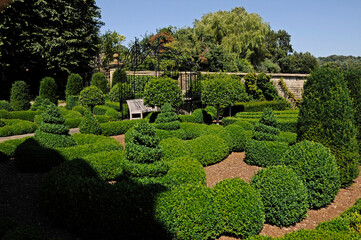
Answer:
[[126, 99, 156, 120]]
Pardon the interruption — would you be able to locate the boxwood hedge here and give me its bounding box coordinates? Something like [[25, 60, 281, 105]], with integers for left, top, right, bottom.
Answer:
[[159, 137, 192, 162], [251, 165, 309, 227], [0, 119, 38, 137]]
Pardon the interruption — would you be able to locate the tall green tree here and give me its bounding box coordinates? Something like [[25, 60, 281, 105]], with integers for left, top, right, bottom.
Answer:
[[0, 0, 102, 99], [98, 30, 126, 69], [297, 67, 359, 187]]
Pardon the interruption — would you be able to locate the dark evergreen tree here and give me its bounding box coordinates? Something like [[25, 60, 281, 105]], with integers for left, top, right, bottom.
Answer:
[[297, 67, 359, 186], [91, 72, 108, 94], [10, 81, 31, 111], [39, 77, 58, 105]]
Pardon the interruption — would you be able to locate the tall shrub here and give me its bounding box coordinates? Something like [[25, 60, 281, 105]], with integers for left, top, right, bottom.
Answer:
[[79, 110, 102, 135], [34, 104, 76, 148], [297, 67, 359, 186], [39, 77, 58, 105], [344, 68, 361, 154], [91, 72, 108, 94], [112, 68, 127, 86], [65, 73, 84, 96], [253, 108, 280, 141], [10, 81, 31, 111]]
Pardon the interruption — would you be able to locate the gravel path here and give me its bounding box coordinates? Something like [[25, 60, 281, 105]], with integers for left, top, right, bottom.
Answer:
[[205, 152, 361, 239]]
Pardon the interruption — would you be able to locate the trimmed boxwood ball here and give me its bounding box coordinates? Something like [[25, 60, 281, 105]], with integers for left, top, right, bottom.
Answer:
[[245, 140, 289, 167], [180, 122, 207, 139], [213, 178, 265, 238], [251, 165, 309, 227], [281, 140, 341, 209], [189, 134, 230, 166], [159, 137, 192, 161], [72, 105, 88, 116], [34, 104, 76, 148], [224, 124, 247, 152], [161, 157, 206, 187], [155, 184, 223, 240], [79, 110, 102, 135]]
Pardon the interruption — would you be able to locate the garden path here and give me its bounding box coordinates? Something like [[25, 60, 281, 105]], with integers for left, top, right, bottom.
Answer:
[[206, 152, 361, 239]]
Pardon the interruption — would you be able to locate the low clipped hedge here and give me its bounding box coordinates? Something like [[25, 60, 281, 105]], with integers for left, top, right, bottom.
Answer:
[[0, 119, 38, 137], [155, 178, 265, 240], [189, 134, 230, 166], [276, 131, 297, 145], [224, 124, 249, 152], [159, 138, 192, 161], [222, 117, 255, 130], [93, 105, 114, 115], [178, 108, 212, 124], [230, 100, 290, 114], [161, 157, 206, 187], [0, 100, 13, 111], [100, 119, 143, 136], [3, 110, 40, 121], [281, 140, 341, 209], [251, 165, 309, 227], [245, 140, 290, 167]]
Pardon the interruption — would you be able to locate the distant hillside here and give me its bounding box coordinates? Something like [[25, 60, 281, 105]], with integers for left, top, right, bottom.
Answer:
[[318, 55, 361, 69]]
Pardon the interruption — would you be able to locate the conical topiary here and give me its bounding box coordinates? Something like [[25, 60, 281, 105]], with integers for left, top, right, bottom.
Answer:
[[34, 104, 76, 148], [124, 121, 168, 179], [155, 103, 180, 130], [79, 110, 102, 135], [253, 108, 280, 141]]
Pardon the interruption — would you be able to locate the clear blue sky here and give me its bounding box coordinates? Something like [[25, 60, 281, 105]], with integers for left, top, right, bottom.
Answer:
[[95, 0, 361, 57]]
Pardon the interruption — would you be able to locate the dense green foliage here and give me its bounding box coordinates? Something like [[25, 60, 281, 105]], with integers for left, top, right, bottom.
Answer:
[[281, 141, 341, 209], [0, 0, 102, 99], [91, 72, 108, 94], [111, 68, 127, 86], [66, 73, 84, 97], [34, 104, 76, 148], [155, 179, 265, 239], [109, 82, 132, 102], [79, 111, 102, 135], [124, 121, 167, 179], [251, 165, 309, 227], [297, 67, 359, 186], [79, 86, 105, 111], [10, 81, 31, 111], [344, 67, 361, 154], [0, 100, 13, 111], [253, 108, 280, 141], [245, 140, 290, 167], [244, 73, 279, 100], [0, 119, 38, 137], [39, 77, 58, 105], [155, 103, 180, 130], [143, 77, 183, 107], [189, 134, 229, 166], [227, 100, 290, 116]]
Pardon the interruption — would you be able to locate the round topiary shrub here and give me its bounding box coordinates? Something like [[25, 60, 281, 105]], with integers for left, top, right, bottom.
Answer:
[[155, 103, 180, 130], [91, 72, 108, 94], [155, 184, 222, 240], [251, 165, 309, 227], [30, 96, 53, 112], [66, 73, 84, 96], [204, 106, 217, 120], [213, 178, 265, 238], [159, 137, 192, 161], [79, 86, 105, 111], [192, 108, 213, 124], [189, 134, 230, 166], [10, 81, 31, 111], [34, 104, 76, 148], [281, 140, 341, 209], [72, 105, 88, 116], [297, 67, 359, 187], [224, 124, 247, 152], [79, 110, 102, 135], [143, 77, 183, 108], [161, 157, 206, 187], [109, 82, 132, 102], [39, 76, 58, 105]]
